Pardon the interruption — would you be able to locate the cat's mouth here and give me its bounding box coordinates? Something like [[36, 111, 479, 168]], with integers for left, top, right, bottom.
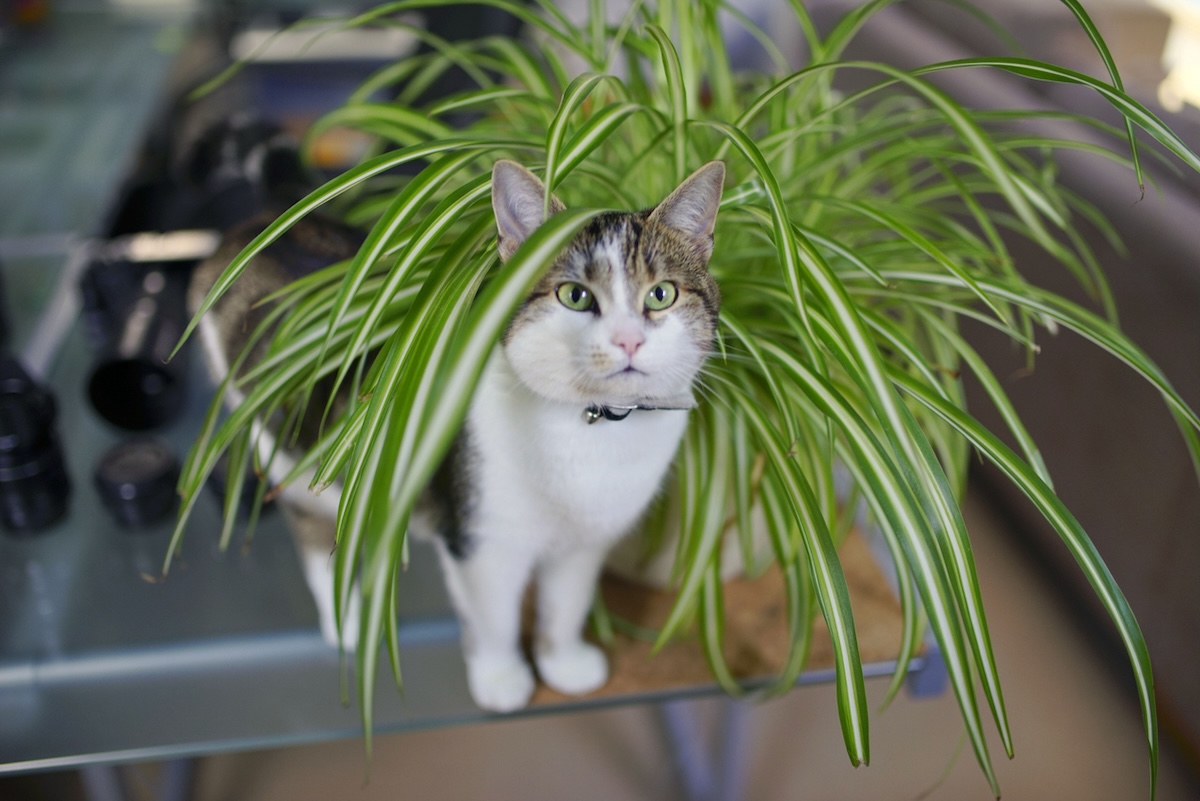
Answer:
[[581, 366, 653, 405]]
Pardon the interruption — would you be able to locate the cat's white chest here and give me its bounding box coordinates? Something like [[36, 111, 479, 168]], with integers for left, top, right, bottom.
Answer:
[[467, 352, 688, 549]]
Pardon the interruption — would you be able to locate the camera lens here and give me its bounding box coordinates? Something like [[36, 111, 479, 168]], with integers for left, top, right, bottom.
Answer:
[[0, 357, 70, 534]]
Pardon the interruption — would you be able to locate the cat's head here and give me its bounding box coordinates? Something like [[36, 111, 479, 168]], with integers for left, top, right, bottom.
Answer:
[[491, 160, 724, 408]]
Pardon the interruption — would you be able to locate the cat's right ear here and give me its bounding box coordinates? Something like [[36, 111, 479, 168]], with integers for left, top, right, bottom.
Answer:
[[492, 161, 566, 262]]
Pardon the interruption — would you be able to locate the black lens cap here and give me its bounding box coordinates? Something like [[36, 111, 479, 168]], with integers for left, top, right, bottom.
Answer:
[[94, 439, 180, 528], [0, 356, 70, 535]]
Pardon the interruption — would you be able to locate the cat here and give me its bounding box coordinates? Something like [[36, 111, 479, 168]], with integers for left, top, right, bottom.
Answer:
[[188, 159, 725, 712]]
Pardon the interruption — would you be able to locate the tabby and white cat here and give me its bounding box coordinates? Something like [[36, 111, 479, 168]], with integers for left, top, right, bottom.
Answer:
[[190, 159, 724, 712]]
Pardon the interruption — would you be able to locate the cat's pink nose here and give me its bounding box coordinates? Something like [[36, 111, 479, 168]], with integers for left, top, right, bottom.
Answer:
[[612, 327, 645, 356]]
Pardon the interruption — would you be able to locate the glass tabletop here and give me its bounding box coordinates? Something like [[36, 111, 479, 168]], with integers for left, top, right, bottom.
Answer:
[[0, 4, 925, 775]]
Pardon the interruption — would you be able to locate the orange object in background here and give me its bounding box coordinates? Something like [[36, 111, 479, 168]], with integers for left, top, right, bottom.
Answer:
[[10, 0, 50, 25]]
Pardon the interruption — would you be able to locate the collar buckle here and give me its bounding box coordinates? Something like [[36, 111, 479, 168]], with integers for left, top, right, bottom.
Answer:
[[584, 404, 635, 424]]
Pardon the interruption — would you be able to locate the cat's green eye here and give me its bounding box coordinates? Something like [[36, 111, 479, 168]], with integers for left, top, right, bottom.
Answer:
[[645, 281, 678, 311], [556, 282, 596, 312]]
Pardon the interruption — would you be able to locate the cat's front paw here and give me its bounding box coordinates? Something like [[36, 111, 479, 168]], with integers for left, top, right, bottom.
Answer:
[[536, 641, 609, 696], [466, 653, 536, 712]]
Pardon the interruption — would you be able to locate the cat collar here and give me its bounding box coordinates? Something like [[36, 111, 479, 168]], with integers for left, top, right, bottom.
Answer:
[[583, 403, 690, 424]]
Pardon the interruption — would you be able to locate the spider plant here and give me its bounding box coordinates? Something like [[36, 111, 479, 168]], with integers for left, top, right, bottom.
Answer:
[[173, 0, 1200, 796]]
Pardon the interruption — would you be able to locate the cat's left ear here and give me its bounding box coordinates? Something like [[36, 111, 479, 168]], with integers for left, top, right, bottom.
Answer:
[[492, 160, 566, 262], [648, 161, 725, 259]]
